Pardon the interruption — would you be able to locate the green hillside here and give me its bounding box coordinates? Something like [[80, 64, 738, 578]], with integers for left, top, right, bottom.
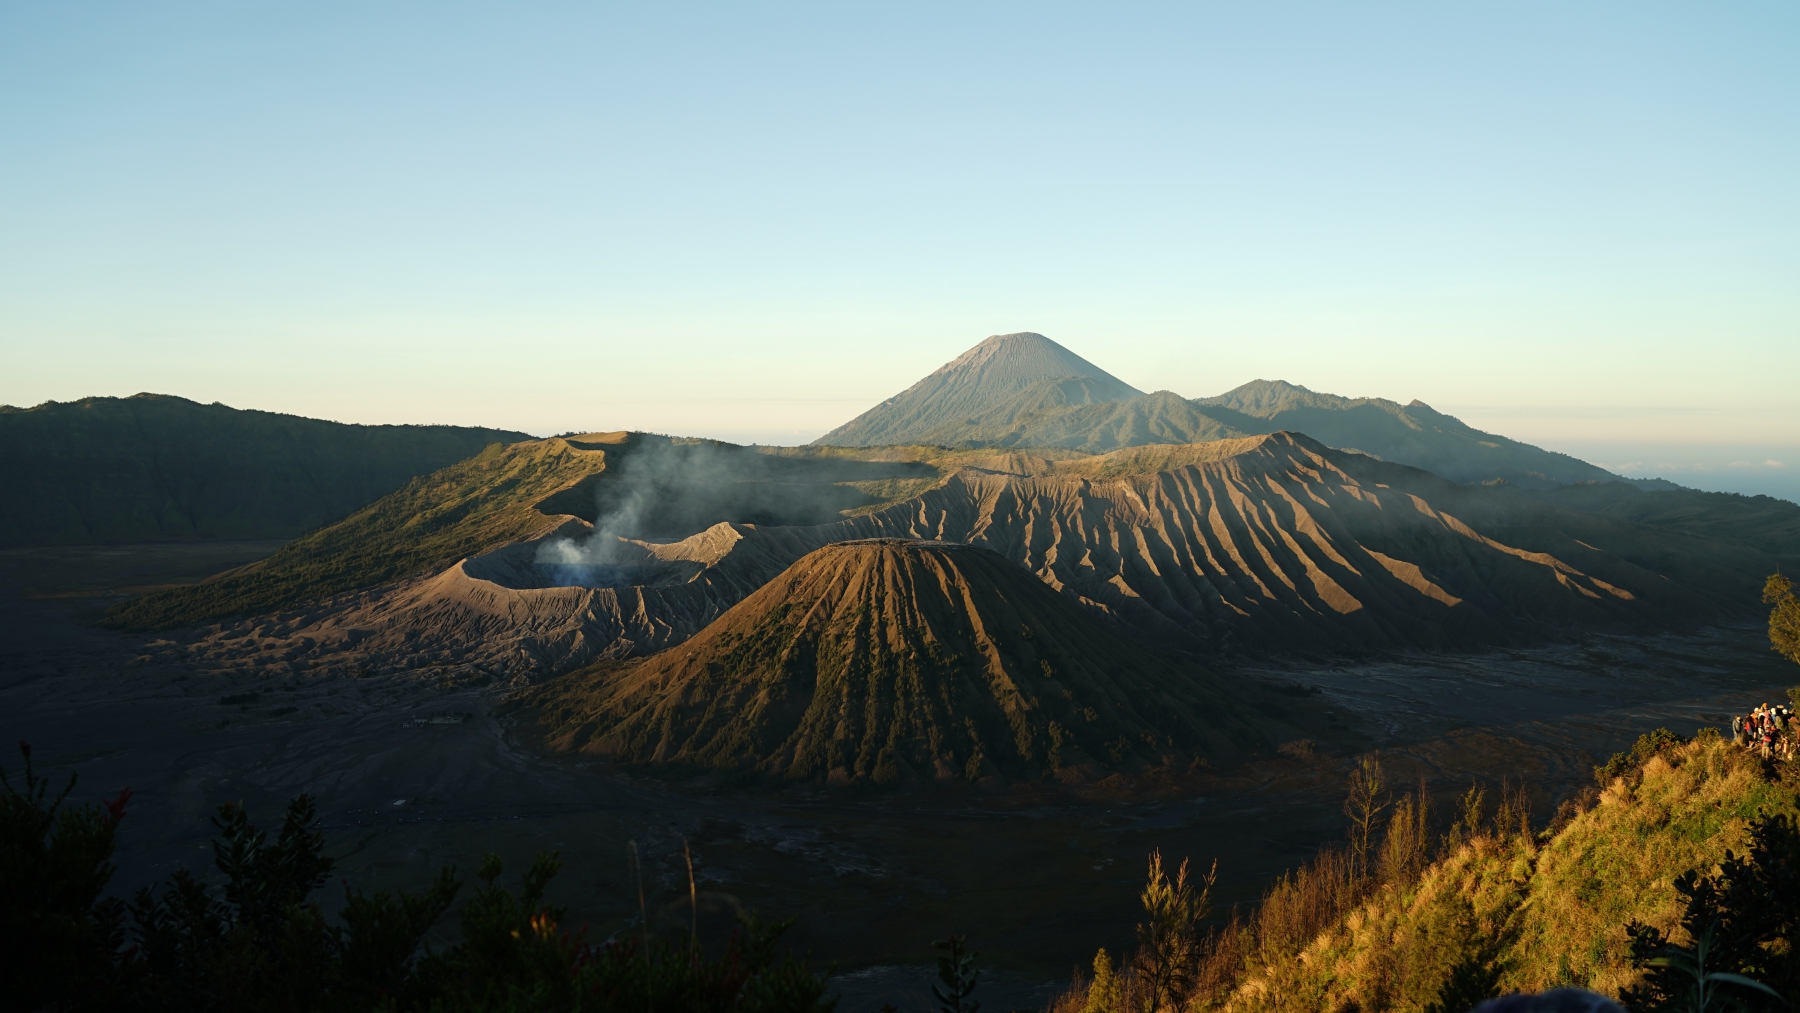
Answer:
[[0, 393, 531, 547], [105, 436, 610, 630], [1058, 732, 1800, 1012]]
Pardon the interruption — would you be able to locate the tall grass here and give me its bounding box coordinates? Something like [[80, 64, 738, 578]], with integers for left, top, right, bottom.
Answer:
[[1056, 737, 1798, 1013]]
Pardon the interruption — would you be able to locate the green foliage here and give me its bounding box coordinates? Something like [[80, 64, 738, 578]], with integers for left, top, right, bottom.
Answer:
[[121, 794, 419, 1011], [1621, 814, 1800, 1012], [0, 741, 132, 1012], [1134, 851, 1214, 1011], [1765, 574, 1800, 667], [333, 866, 462, 1007], [1596, 729, 1691, 787], [1627, 923, 1781, 1013], [5, 751, 837, 1013], [1084, 948, 1122, 1013], [1422, 944, 1507, 1013], [0, 392, 528, 547], [1062, 732, 1799, 1013], [107, 437, 609, 630], [932, 935, 980, 1013]]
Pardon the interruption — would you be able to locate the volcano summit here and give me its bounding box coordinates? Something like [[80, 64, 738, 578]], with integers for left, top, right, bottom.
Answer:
[[524, 538, 1305, 786], [814, 332, 1145, 448]]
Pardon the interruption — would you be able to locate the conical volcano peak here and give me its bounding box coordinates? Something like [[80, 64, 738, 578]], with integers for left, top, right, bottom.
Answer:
[[528, 537, 1295, 787], [933, 331, 1114, 383], [814, 332, 1143, 447]]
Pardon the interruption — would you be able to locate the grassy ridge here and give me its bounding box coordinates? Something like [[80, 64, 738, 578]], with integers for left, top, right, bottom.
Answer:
[[0, 393, 530, 547], [106, 438, 608, 630], [1230, 741, 1788, 1010], [1059, 734, 1799, 1012]]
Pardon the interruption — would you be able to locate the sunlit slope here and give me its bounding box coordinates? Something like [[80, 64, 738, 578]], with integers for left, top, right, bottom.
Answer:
[[814, 433, 1772, 653], [106, 437, 612, 630], [0, 393, 530, 547], [1206, 738, 1799, 1011], [152, 433, 1784, 677], [526, 539, 1305, 784], [814, 332, 1144, 447]]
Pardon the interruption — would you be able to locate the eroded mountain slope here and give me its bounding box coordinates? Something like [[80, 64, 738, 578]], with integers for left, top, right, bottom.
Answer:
[[808, 433, 1757, 654], [521, 539, 1308, 786], [174, 434, 1779, 681]]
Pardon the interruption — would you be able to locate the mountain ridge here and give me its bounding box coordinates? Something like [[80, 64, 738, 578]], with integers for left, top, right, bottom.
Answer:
[[0, 392, 532, 547], [815, 334, 1638, 490], [161, 431, 1789, 682]]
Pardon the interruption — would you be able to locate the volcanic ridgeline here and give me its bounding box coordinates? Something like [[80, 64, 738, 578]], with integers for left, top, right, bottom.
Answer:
[[0, 393, 532, 547], [160, 432, 1798, 681], [815, 332, 1650, 490], [106, 431, 942, 631], [522, 538, 1308, 786]]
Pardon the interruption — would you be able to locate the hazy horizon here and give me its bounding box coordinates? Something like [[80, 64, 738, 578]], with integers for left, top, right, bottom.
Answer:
[[4, 4, 1795, 500]]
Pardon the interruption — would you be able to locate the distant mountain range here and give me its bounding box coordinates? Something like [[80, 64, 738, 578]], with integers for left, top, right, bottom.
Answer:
[[814, 332, 1666, 491], [0, 394, 530, 547]]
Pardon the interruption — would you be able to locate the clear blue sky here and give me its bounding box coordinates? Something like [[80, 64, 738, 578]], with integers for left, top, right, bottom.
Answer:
[[3, 3, 1795, 498]]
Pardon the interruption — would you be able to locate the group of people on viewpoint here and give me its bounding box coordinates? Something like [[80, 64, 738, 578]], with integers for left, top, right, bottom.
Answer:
[[1733, 701, 1798, 760]]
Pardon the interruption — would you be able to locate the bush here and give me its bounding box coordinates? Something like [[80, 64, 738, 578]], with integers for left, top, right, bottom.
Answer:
[[1, 743, 837, 1013], [0, 741, 132, 1012], [1620, 814, 1800, 1012], [1595, 729, 1690, 787]]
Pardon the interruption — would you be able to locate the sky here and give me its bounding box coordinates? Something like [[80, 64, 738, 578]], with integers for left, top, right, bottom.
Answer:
[[3, 3, 1796, 499]]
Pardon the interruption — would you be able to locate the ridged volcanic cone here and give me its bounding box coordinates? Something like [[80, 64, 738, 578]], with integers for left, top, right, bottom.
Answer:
[[525, 538, 1297, 786]]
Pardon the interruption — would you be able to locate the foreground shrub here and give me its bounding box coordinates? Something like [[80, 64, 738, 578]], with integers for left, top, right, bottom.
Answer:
[[0, 742, 131, 1012], [1, 742, 837, 1013]]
